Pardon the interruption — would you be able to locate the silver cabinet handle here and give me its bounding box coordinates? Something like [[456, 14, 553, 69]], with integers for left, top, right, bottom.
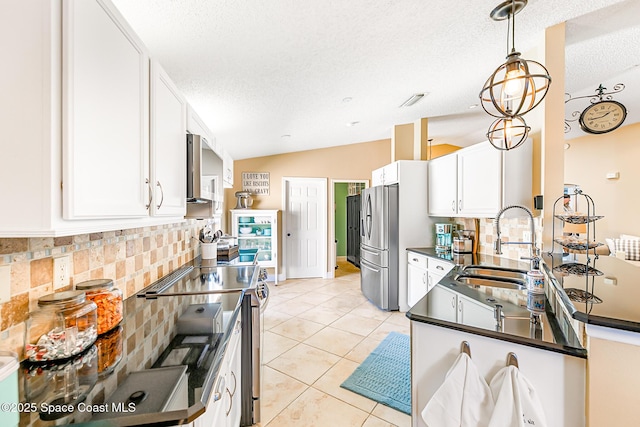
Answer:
[[145, 178, 153, 209], [229, 370, 237, 396], [436, 265, 444, 271], [156, 181, 164, 209], [451, 296, 456, 308], [422, 273, 426, 284], [412, 258, 419, 262], [459, 300, 463, 312], [452, 200, 455, 212], [459, 200, 463, 211], [225, 388, 233, 416]]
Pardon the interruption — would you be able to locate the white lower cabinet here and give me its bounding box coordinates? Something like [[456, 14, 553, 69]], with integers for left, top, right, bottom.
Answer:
[[407, 252, 453, 308], [411, 321, 586, 427], [195, 316, 242, 427], [426, 284, 495, 329]]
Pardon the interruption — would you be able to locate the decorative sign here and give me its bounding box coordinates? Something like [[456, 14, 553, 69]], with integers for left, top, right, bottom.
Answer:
[[242, 172, 270, 195]]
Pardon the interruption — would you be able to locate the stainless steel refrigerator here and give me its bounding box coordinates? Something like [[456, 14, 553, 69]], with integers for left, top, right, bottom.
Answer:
[[360, 184, 399, 310]]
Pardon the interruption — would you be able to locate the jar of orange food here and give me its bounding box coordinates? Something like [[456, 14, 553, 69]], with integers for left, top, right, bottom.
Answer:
[[75, 279, 123, 335]]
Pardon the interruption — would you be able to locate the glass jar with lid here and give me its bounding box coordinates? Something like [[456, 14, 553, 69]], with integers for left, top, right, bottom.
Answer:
[[75, 278, 123, 335], [25, 291, 97, 362]]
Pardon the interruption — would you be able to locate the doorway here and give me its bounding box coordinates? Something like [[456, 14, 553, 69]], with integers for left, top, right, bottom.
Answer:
[[329, 180, 368, 279], [282, 177, 327, 279]]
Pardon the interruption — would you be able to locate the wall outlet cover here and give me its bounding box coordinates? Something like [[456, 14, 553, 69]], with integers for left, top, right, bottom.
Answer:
[[53, 256, 71, 290]]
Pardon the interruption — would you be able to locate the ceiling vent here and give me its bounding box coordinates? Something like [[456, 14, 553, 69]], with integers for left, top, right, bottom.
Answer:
[[399, 93, 427, 107]]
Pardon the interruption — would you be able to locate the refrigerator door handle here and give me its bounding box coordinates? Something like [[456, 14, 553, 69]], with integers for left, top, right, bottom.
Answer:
[[361, 247, 380, 256], [360, 260, 380, 273]]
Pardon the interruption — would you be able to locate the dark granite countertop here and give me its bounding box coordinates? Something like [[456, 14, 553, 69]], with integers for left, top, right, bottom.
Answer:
[[18, 258, 259, 426], [542, 252, 640, 333], [406, 248, 587, 358]]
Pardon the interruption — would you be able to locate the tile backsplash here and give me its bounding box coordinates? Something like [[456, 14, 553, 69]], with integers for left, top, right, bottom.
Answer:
[[0, 221, 204, 357]]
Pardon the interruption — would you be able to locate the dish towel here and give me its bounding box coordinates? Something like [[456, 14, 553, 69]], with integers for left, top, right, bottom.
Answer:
[[421, 353, 494, 427], [487, 365, 548, 427]]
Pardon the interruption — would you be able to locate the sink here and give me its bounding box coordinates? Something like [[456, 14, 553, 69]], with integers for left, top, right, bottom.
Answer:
[[454, 275, 527, 290], [460, 265, 528, 281]]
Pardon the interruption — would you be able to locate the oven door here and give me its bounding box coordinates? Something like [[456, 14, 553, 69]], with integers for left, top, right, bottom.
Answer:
[[240, 279, 269, 426]]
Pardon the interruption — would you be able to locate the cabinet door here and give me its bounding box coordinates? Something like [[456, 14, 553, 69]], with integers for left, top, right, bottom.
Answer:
[[407, 263, 427, 308], [457, 142, 502, 217], [63, 0, 150, 219], [223, 150, 234, 188], [426, 285, 457, 323], [150, 61, 186, 217], [226, 320, 242, 427], [428, 154, 458, 216], [458, 295, 496, 330], [194, 374, 227, 427], [383, 162, 399, 184], [371, 167, 385, 186]]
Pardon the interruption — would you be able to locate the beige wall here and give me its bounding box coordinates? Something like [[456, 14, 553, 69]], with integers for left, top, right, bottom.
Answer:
[[224, 139, 391, 274], [564, 121, 640, 238], [224, 138, 391, 213], [587, 336, 640, 427]]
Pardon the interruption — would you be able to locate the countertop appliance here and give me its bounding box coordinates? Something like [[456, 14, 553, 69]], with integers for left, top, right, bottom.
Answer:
[[234, 191, 254, 209], [435, 223, 454, 252]]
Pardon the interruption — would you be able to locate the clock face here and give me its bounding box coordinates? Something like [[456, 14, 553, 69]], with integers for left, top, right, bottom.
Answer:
[[579, 100, 627, 134]]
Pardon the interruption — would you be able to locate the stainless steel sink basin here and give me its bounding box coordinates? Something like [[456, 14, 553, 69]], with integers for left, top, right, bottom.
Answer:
[[454, 275, 527, 290], [460, 265, 528, 281]]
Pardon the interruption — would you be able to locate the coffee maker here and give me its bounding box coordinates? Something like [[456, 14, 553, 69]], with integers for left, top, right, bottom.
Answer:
[[435, 223, 455, 252]]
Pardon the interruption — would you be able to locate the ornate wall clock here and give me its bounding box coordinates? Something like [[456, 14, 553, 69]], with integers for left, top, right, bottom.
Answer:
[[578, 99, 627, 134], [564, 83, 627, 134]]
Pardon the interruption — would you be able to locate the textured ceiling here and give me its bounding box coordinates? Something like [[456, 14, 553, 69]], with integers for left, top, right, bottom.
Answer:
[[111, 0, 639, 159]]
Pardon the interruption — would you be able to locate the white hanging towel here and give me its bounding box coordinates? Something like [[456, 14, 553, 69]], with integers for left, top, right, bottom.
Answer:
[[421, 353, 494, 427], [487, 365, 548, 427]]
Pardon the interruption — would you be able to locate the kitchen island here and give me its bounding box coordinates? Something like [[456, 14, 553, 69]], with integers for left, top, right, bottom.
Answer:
[[406, 248, 586, 427], [17, 258, 261, 427]]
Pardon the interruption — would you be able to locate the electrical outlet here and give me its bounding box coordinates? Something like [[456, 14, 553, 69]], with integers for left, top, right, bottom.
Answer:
[[0, 265, 10, 303], [53, 256, 70, 289], [523, 231, 532, 243]]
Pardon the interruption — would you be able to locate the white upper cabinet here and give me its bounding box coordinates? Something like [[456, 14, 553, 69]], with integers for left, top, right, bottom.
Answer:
[[223, 150, 234, 188], [456, 142, 503, 216], [63, 0, 150, 219], [371, 162, 399, 186], [428, 140, 532, 218], [427, 154, 458, 216], [150, 61, 187, 217], [0, 0, 194, 236]]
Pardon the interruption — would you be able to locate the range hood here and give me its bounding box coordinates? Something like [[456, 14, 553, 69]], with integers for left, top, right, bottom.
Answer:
[[186, 134, 223, 219]]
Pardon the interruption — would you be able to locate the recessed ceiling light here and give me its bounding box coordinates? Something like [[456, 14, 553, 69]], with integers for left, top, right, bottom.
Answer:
[[399, 93, 427, 107], [281, 134, 291, 139], [347, 121, 360, 127], [342, 97, 353, 103], [469, 104, 479, 109]]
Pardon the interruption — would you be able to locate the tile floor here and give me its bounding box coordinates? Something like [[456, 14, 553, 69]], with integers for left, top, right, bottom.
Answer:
[[259, 261, 412, 427]]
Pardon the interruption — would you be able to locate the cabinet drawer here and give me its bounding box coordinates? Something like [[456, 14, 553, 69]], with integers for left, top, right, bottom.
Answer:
[[428, 258, 453, 275], [407, 252, 428, 269]]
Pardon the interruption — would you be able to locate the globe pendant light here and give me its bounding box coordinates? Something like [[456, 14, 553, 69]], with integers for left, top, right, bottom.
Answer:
[[486, 115, 531, 151], [479, 0, 551, 119]]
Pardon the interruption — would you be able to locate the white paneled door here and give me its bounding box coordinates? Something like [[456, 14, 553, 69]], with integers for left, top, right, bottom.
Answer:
[[283, 177, 327, 279]]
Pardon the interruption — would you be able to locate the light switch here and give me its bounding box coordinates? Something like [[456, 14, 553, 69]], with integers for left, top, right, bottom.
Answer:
[[0, 265, 11, 303], [606, 172, 620, 180]]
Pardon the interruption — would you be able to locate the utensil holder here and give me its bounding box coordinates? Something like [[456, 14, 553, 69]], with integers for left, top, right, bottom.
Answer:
[[201, 242, 217, 260]]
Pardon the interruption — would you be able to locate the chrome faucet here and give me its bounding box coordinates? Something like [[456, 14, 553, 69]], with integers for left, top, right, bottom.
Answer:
[[494, 204, 540, 270]]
